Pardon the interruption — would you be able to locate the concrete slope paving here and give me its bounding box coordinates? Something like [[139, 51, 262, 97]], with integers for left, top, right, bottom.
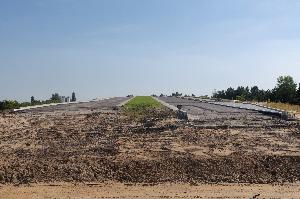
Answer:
[[17, 97, 130, 113], [158, 97, 294, 127]]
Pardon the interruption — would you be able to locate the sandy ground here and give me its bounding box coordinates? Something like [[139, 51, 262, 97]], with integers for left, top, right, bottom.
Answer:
[[1, 182, 300, 199]]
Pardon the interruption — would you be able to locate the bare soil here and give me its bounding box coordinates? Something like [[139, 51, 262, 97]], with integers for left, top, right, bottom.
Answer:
[[0, 97, 300, 198], [1, 182, 300, 199]]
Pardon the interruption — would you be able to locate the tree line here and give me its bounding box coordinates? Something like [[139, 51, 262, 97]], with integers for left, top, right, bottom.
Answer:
[[213, 76, 300, 104], [0, 92, 76, 111]]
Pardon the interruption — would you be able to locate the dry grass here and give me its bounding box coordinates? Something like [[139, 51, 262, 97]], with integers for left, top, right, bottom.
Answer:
[[266, 102, 300, 115]]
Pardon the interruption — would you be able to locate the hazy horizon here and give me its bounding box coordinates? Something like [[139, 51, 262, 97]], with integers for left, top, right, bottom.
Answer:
[[1, 0, 300, 101]]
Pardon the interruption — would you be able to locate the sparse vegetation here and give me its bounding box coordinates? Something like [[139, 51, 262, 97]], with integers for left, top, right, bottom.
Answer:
[[266, 102, 300, 115]]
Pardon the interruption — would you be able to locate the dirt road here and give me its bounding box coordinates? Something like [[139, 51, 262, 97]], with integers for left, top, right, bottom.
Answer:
[[1, 183, 300, 199]]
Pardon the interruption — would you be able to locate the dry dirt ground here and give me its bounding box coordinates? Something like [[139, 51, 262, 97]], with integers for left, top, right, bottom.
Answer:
[[1, 182, 300, 199], [0, 97, 300, 198]]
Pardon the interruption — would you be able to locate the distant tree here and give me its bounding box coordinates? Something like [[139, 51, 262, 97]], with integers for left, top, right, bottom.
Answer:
[[20, 102, 31, 107], [257, 89, 267, 102], [212, 75, 299, 104], [51, 93, 62, 103], [71, 92, 76, 102], [235, 86, 250, 101], [274, 76, 297, 103], [172, 92, 182, 97], [250, 86, 259, 101], [244, 86, 251, 100], [297, 83, 300, 104], [225, 87, 235, 100], [236, 95, 245, 101], [213, 90, 226, 99], [0, 100, 20, 110], [247, 86, 269, 102], [31, 96, 35, 104]]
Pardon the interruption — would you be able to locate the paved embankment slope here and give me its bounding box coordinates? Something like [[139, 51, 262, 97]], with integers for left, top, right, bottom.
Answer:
[[15, 97, 130, 114], [158, 96, 296, 127]]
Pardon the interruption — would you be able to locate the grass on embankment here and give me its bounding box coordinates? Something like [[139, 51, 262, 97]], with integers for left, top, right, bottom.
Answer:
[[266, 102, 300, 118], [124, 96, 162, 110], [123, 96, 164, 121]]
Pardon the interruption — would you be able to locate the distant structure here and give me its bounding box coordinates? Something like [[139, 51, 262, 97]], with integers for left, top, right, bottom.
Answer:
[[71, 92, 76, 102], [59, 96, 71, 103], [65, 96, 71, 103], [60, 96, 66, 103], [58, 92, 76, 103]]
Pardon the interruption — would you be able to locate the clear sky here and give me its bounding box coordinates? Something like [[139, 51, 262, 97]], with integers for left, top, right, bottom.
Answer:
[[1, 0, 300, 101]]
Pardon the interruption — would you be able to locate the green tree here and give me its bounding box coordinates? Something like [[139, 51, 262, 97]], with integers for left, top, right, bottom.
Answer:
[[31, 96, 35, 104], [250, 86, 259, 101], [50, 93, 62, 103], [172, 92, 182, 97], [225, 87, 235, 100], [274, 76, 297, 103], [0, 100, 20, 110], [236, 94, 246, 101], [297, 83, 300, 104], [213, 90, 226, 99]]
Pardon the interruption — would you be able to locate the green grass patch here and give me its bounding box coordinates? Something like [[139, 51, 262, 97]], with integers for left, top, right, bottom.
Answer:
[[124, 96, 162, 110], [123, 96, 163, 121]]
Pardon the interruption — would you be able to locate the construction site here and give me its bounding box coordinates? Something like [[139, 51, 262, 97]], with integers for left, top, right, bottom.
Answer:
[[0, 96, 299, 198], [2, 0, 300, 198]]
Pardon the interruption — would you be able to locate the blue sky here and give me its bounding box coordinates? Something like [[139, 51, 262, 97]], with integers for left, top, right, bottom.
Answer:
[[1, 0, 300, 101]]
